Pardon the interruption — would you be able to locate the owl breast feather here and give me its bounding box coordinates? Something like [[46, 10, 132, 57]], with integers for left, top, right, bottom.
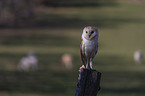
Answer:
[[84, 40, 97, 57]]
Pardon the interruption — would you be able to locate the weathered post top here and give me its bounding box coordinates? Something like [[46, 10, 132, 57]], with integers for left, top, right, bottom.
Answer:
[[75, 68, 101, 96]]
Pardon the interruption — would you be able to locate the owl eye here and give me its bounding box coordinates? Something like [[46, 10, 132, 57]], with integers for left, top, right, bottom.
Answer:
[[86, 31, 88, 33], [91, 31, 94, 34]]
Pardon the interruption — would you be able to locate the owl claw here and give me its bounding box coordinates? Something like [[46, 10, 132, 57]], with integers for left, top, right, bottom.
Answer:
[[79, 65, 85, 72]]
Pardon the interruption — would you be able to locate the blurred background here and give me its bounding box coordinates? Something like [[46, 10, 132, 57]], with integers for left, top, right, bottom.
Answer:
[[0, 0, 145, 96]]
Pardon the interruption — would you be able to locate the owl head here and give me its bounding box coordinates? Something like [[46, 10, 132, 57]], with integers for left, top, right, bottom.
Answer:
[[82, 26, 99, 40]]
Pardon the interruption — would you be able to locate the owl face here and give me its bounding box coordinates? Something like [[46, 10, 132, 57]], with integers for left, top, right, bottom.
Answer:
[[82, 26, 98, 40]]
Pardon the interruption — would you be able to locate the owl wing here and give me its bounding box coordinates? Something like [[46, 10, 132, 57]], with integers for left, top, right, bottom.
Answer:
[[95, 41, 98, 55], [80, 40, 87, 67], [95, 42, 98, 55], [91, 41, 98, 59]]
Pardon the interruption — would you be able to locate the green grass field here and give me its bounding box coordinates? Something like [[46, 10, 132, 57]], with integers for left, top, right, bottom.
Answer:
[[0, 1, 145, 96]]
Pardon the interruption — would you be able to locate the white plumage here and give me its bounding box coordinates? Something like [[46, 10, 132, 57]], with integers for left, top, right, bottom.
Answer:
[[134, 51, 144, 64], [80, 26, 99, 69], [17, 52, 38, 72]]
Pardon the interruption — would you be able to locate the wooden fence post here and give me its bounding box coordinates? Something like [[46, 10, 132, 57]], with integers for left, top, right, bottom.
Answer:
[[75, 68, 101, 96]]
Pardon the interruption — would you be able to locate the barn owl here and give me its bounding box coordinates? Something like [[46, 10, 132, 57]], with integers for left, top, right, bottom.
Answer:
[[80, 26, 99, 69]]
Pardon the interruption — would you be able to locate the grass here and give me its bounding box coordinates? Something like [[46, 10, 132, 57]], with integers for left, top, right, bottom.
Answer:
[[0, 1, 145, 96]]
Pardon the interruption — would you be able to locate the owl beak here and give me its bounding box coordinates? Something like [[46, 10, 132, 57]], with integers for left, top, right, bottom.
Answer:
[[85, 34, 91, 39], [89, 34, 91, 38]]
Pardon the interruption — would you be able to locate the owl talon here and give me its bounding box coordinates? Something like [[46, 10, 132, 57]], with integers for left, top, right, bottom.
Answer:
[[79, 65, 85, 72]]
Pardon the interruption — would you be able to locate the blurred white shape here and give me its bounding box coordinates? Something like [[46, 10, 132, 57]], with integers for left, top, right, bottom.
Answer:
[[17, 52, 38, 72], [134, 50, 144, 64], [61, 53, 73, 70]]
